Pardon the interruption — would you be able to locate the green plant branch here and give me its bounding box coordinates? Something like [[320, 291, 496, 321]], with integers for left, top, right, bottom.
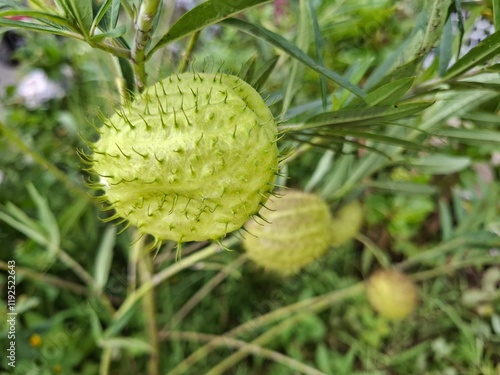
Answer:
[[160, 331, 325, 375], [0, 260, 86, 295], [138, 252, 160, 375], [167, 283, 364, 375], [169, 255, 248, 328], [167, 236, 500, 373], [111, 237, 239, 326], [99, 347, 112, 375], [177, 30, 200, 73], [0, 121, 94, 205], [57, 248, 116, 315], [131, 0, 162, 92], [205, 312, 328, 375]]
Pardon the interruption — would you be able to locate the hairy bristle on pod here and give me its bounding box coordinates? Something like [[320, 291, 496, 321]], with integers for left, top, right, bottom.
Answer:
[[91, 72, 279, 243]]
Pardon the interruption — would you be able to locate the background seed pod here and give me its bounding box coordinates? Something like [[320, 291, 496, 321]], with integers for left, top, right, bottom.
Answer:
[[366, 269, 418, 320], [243, 190, 333, 274], [330, 200, 364, 247], [91, 73, 278, 243]]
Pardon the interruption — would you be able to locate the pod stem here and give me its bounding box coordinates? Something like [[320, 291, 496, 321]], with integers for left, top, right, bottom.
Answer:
[[132, 0, 162, 92]]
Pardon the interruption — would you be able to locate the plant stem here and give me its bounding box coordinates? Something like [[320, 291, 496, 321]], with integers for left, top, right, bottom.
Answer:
[[58, 248, 116, 315], [177, 31, 200, 73], [169, 255, 248, 328], [139, 253, 160, 375], [131, 0, 162, 92], [161, 331, 325, 375], [168, 283, 364, 375], [0, 260, 87, 295], [99, 347, 112, 375], [111, 237, 238, 325]]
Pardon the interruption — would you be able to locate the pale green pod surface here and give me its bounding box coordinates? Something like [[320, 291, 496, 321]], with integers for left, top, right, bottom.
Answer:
[[366, 269, 418, 320], [92, 73, 278, 242], [330, 200, 364, 247], [243, 190, 333, 274]]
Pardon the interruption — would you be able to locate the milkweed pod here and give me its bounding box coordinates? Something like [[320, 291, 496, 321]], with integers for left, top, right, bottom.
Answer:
[[91, 73, 279, 243], [243, 190, 333, 274], [366, 269, 418, 320]]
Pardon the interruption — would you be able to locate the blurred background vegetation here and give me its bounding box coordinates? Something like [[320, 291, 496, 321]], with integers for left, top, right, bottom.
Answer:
[[0, 0, 500, 374]]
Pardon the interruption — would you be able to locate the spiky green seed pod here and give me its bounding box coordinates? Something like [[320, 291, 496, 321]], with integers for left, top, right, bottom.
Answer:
[[243, 190, 333, 274], [366, 269, 418, 320], [91, 73, 278, 243], [330, 200, 364, 247]]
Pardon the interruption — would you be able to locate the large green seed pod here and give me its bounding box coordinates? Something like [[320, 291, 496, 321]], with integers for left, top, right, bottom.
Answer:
[[366, 269, 418, 320], [91, 73, 278, 242], [243, 190, 333, 274]]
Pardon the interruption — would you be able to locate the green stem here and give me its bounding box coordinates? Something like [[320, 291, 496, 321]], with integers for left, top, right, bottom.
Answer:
[[131, 0, 162, 92], [99, 347, 112, 375], [168, 283, 364, 375], [0, 260, 87, 295], [139, 253, 160, 375], [161, 331, 325, 375], [58, 248, 116, 315], [169, 255, 248, 328], [111, 237, 238, 325], [177, 31, 200, 73], [0, 121, 94, 204]]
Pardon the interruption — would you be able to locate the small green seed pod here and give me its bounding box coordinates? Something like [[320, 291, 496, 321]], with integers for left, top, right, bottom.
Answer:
[[243, 190, 333, 274], [91, 73, 278, 243], [366, 269, 418, 320], [330, 200, 364, 247]]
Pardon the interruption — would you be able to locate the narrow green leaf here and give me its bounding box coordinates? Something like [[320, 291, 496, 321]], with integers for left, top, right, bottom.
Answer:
[[66, 0, 93, 38], [280, 0, 311, 118], [221, 18, 366, 98], [0, 9, 75, 28], [148, 0, 272, 56], [0, 17, 81, 38], [420, 0, 450, 55], [90, 0, 113, 34], [94, 226, 116, 292], [493, 0, 500, 32], [89, 25, 126, 42], [312, 130, 425, 150], [100, 338, 152, 355], [439, 198, 453, 241], [251, 55, 279, 91], [364, 77, 415, 106], [309, 1, 327, 111], [452, 0, 465, 58], [27, 184, 60, 255], [437, 128, 500, 143], [444, 30, 500, 80], [238, 54, 257, 83], [305, 150, 334, 193], [0, 211, 47, 246], [302, 102, 433, 129], [438, 16, 453, 77], [408, 154, 471, 175], [365, 181, 438, 195]]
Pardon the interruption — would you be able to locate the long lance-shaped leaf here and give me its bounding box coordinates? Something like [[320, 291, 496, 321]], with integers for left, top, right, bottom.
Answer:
[[147, 0, 272, 57], [0, 17, 82, 38], [0, 9, 76, 29], [297, 130, 426, 151], [444, 30, 500, 80], [220, 18, 366, 98], [294, 102, 433, 130]]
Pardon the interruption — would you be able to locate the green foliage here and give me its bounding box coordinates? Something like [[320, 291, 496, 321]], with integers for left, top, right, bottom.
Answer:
[[1, 0, 500, 374]]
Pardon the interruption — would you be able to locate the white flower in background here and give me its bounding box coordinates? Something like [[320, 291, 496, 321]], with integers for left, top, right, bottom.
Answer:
[[16, 69, 65, 109]]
